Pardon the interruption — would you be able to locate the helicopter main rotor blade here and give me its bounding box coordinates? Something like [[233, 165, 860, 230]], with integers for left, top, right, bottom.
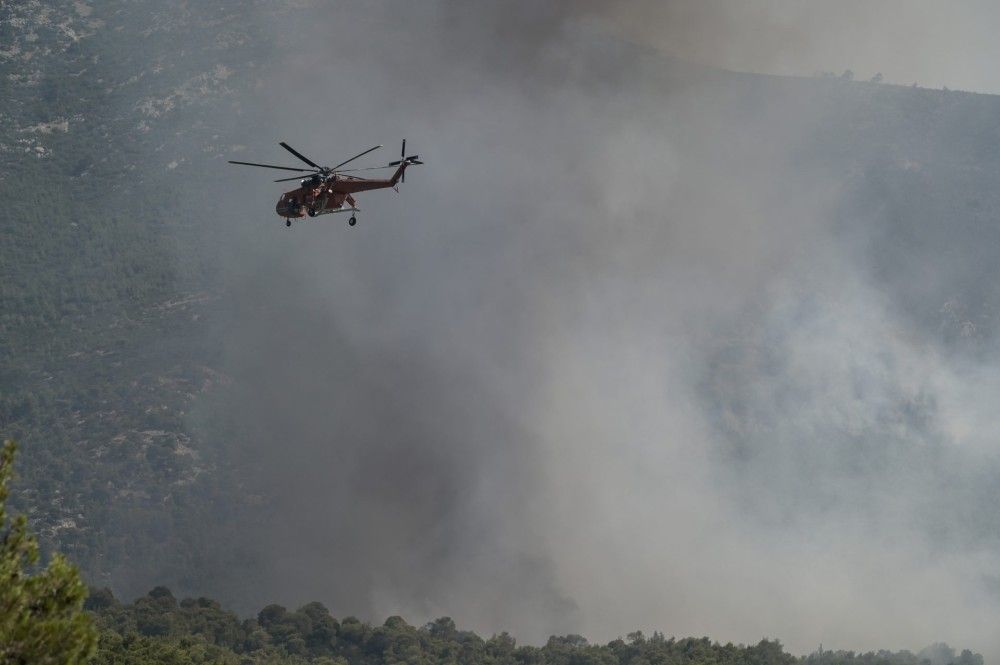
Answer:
[[228, 160, 315, 173], [336, 165, 396, 172], [330, 145, 382, 171], [274, 174, 317, 183], [279, 142, 322, 169]]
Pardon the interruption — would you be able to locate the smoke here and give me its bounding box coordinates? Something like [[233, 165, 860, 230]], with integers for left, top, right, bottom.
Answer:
[[166, 0, 1000, 658]]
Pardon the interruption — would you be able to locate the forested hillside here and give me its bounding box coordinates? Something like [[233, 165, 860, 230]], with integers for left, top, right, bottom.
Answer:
[[0, 0, 272, 596]]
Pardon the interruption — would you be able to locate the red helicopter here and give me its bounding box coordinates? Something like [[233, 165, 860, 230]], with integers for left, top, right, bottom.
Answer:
[[229, 140, 423, 227]]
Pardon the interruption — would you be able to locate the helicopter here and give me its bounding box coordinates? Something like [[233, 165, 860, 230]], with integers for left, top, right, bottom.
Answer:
[[229, 140, 423, 227]]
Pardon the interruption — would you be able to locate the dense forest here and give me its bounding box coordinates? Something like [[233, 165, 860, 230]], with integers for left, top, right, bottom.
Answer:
[[82, 586, 987, 665]]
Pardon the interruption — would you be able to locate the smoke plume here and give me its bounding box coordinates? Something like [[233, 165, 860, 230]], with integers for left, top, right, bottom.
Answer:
[[167, 0, 1000, 658]]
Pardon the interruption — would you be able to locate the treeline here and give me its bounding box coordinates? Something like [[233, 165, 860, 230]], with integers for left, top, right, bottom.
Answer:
[[804, 646, 982, 665], [85, 586, 984, 665]]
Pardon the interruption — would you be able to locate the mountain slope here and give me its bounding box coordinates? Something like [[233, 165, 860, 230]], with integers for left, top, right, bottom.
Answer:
[[5, 1, 1000, 652]]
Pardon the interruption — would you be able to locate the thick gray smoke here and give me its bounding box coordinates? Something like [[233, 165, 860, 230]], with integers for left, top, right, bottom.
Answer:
[[180, 0, 1000, 658]]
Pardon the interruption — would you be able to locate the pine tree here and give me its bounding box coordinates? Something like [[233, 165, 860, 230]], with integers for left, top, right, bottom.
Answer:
[[0, 440, 97, 664]]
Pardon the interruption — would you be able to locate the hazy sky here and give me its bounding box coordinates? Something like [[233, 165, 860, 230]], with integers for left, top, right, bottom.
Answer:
[[605, 0, 1000, 93]]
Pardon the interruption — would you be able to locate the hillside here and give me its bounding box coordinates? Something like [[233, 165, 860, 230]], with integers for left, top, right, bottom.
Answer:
[[0, 0, 277, 596], [5, 0, 1000, 655]]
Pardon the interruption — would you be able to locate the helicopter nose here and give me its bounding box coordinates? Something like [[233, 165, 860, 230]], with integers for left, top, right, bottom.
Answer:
[[276, 197, 301, 217]]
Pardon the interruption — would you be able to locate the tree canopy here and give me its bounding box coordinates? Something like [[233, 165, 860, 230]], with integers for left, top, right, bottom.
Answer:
[[0, 440, 97, 664], [83, 585, 984, 665]]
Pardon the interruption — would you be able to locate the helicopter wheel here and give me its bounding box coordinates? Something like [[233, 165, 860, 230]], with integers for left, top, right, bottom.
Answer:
[[348, 216, 357, 227], [286, 219, 291, 227], [307, 208, 317, 217]]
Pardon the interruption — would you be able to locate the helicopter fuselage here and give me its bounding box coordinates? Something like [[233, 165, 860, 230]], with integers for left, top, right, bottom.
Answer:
[[275, 165, 407, 219]]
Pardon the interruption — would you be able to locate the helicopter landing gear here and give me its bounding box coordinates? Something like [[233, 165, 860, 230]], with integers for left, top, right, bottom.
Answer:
[[348, 215, 357, 227], [286, 219, 291, 227], [307, 208, 317, 217]]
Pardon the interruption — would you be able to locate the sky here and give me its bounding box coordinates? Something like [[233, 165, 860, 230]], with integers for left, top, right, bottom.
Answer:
[[603, 0, 1000, 94]]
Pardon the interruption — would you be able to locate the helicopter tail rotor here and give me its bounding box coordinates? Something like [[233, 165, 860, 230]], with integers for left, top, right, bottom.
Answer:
[[388, 139, 423, 183]]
